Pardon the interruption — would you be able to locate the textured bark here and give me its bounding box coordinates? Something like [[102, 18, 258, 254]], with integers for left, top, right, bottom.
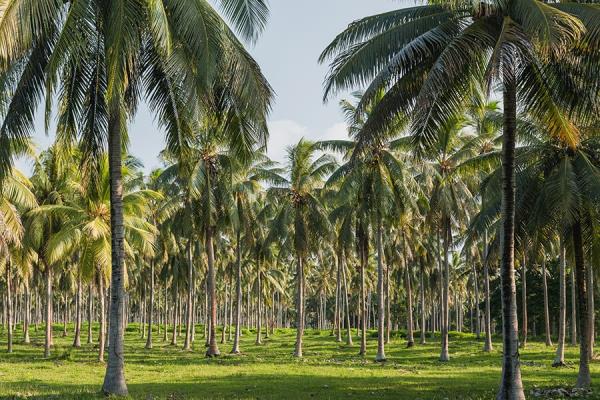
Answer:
[[573, 219, 591, 388], [496, 70, 525, 400], [404, 238, 415, 349], [553, 239, 566, 366], [359, 240, 367, 356], [472, 260, 481, 340], [571, 268, 577, 346], [587, 258, 594, 360], [375, 217, 386, 361], [232, 230, 242, 354], [205, 227, 220, 357], [146, 261, 155, 350], [483, 231, 493, 352], [24, 282, 30, 344], [294, 254, 305, 357], [102, 105, 128, 396], [335, 252, 342, 343]]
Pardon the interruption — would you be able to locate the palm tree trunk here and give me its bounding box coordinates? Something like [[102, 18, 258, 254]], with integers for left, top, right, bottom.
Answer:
[[73, 273, 82, 347], [205, 226, 220, 357], [542, 256, 552, 347], [184, 242, 194, 351], [359, 242, 367, 356], [102, 106, 128, 396], [335, 251, 342, 342], [6, 259, 13, 353], [163, 284, 168, 342], [483, 230, 493, 352], [520, 254, 528, 349], [232, 230, 243, 354], [98, 274, 106, 363], [571, 267, 577, 346], [404, 234, 414, 348], [497, 69, 525, 400], [87, 284, 93, 344], [294, 254, 305, 357], [24, 282, 30, 344], [256, 259, 262, 345], [553, 238, 566, 366], [44, 266, 53, 358], [341, 253, 353, 346], [440, 218, 450, 362], [146, 260, 155, 349], [472, 260, 481, 340], [573, 218, 591, 388], [587, 256, 594, 360], [375, 216, 386, 361], [419, 256, 427, 345]]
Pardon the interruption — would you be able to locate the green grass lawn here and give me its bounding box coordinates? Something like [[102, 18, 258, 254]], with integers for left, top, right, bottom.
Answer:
[[0, 324, 598, 399]]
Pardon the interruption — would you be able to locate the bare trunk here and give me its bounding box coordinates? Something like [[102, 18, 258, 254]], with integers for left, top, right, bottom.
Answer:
[[102, 104, 128, 396], [496, 69, 525, 400], [146, 261, 155, 349], [419, 256, 427, 345], [375, 216, 386, 361], [294, 254, 304, 357], [335, 252, 342, 343], [542, 256, 552, 347], [73, 274, 82, 347], [440, 218, 450, 362], [359, 241, 367, 356], [87, 284, 93, 344], [571, 267, 577, 346], [256, 259, 262, 345], [587, 257, 594, 360], [341, 254, 353, 346], [98, 274, 106, 363], [573, 219, 591, 388], [44, 266, 53, 358], [184, 243, 193, 351], [205, 227, 220, 357], [404, 234, 414, 348], [24, 282, 30, 344], [520, 254, 527, 349], [232, 230, 242, 354], [553, 239, 566, 366], [6, 259, 13, 353], [483, 231, 493, 352]]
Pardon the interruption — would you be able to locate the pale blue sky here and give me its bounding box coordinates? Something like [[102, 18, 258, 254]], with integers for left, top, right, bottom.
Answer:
[[20, 0, 410, 173]]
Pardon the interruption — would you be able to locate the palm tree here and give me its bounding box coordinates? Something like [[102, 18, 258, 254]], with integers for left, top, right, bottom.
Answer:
[[267, 139, 336, 357], [320, 2, 600, 396], [0, 168, 36, 352], [0, 0, 272, 394]]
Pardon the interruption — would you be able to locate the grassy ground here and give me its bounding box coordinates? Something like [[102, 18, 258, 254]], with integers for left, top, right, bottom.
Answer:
[[0, 324, 598, 399]]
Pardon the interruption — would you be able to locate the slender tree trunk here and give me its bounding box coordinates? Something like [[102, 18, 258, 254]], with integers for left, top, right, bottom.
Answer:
[[520, 254, 528, 349], [419, 256, 427, 345], [341, 254, 353, 346], [87, 284, 93, 344], [44, 266, 53, 358], [553, 239, 566, 366], [232, 231, 242, 354], [256, 260, 262, 345], [483, 230, 493, 352], [587, 256, 594, 360], [102, 104, 128, 396], [24, 282, 30, 344], [72, 274, 82, 347], [163, 284, 168, 342], [385, 261, 391, 345], [6, 259, 12, 353], [205, 227, 220, 357], [98, 274, 106, 363], [359, 241, 367, 356], [171, 285, 178, 346], [440, 218, 450, 362], [404, 235, 414, 348], [335, 252, 342, 342], [472, 260, 481, 340], [146, 261, 155, 349], [496, 69, 525, 400], [541, 256, 552, 347], [184, 243, 194, 351], [294, 254, 305, 357], [573, 219, 591, 388], [375, 216, 386, 361], [571, 267, 577, 346]]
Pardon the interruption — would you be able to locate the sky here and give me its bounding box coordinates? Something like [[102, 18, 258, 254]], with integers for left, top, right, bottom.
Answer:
[[20, 0, 411, 173]]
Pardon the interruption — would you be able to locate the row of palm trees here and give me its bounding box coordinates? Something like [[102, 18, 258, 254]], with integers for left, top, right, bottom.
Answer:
[[1, 1, 600, 399]]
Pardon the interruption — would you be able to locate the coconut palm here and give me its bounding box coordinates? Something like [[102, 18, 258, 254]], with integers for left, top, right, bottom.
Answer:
[[320, 2, 600, 396], [267, 139, 337, 357], [0, 0, 272, 393]]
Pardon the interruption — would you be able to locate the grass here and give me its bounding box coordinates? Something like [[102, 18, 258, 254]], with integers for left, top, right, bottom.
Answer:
[[0, 324, 598, 399]]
